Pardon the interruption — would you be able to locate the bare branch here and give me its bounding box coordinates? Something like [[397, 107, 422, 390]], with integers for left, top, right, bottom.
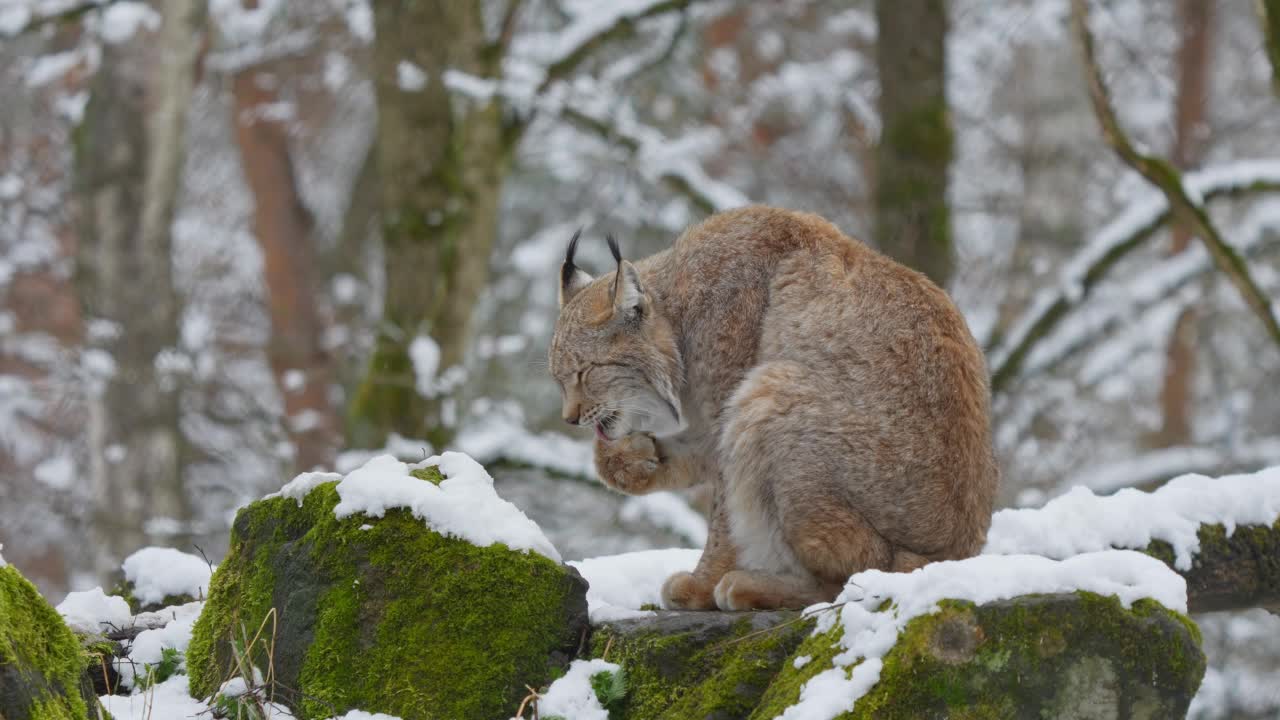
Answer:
[[1070, 0, 1280, 346], [559, 105, 747, 215], [493, 0, 525, 54], [1259, 0, 1280, 98]]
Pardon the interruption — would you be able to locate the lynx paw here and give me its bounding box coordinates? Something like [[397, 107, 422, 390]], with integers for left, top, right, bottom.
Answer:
[[660, 571, 717, 610], [595, 433, 660, 494], [714, 570, 826, 611]]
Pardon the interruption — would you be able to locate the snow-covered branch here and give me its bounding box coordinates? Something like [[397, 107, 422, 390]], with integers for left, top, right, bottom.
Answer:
[[560, 104, 748, 214], [514, 0, 701, 93], [1013, 203, 1280, 382], [1071, 0, 1280, 348], [986, 465, 1280, 613], [0, 0, 122, 36], [988, 162, 1280, 393], [1062, 438, 1280, 496]]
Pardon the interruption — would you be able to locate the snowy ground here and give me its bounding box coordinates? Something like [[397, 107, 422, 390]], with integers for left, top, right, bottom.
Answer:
[[29, 454, 1280, 719]]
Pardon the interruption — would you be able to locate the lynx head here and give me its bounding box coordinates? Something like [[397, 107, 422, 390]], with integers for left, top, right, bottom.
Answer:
[[549, 230, 684, 442]]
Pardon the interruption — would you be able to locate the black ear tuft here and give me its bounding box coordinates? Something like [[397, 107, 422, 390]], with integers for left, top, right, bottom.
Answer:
[[561, 228, 583, 288], [607, 234, 622, 265]]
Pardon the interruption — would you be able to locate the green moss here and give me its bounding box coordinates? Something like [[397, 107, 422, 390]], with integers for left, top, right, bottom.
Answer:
[[754, 592, 1204, 719], [593, 615, 811, 720], [410, 467, 444, 484], [188, 474, 585, 719], [750, 623, 845, 720], [0, 565, 92, 720]]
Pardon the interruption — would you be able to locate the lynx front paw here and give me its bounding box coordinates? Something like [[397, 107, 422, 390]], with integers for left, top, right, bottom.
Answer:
[[660, 571, 718, 610], [595, 433, 660, 494]]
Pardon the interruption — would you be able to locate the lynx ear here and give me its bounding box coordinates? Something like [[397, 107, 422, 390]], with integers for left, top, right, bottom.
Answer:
[[608, 235, 646, 319], [559, 229, 594, 307]]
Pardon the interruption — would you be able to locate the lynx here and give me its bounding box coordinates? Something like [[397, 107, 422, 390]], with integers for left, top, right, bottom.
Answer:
[[549, 206, 998, 610]]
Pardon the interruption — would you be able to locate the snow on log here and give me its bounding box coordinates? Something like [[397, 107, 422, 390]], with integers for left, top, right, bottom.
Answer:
[[986, 464, 1280, 613]]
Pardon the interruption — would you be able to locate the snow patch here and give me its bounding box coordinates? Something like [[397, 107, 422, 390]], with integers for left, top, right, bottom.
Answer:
[[619, 492, 708, 546], [101, 674, 210, 720], [97, 2, 161, 44], [55, 587, 131, 634], [454, 406, 595, 479], [269, 470, 343, 506], [532, 658, 621, 720], [984, 465, 1280, 570], [310, 452, 562, 562], [397, 61, 428, 92], [0, 4, 31, 36], [33, 455, 74, 490], [121, 547, 213, 605], [116, 601, 204, 689], [408, 335, 440, 393], [778, 551, 1186, 720], [569, 548, 700, 622]]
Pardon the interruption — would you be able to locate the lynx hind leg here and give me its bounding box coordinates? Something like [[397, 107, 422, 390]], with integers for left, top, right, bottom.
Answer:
[[713, 570, 832, 611], [723, 361, 895, 592]]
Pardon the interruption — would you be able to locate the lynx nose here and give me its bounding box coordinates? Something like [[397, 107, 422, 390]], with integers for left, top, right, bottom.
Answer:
[[563, 403, 581, 426]]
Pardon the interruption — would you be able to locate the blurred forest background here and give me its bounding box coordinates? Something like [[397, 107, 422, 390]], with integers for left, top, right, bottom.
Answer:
[[2, 0, 1280, 715]]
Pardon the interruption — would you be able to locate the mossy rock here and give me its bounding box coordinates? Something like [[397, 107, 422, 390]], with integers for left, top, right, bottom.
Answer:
[[590, 610, 811, 719], [187, 467, 589, 720], [753, 591, 1205, 719], [0, 563, 97, 720]]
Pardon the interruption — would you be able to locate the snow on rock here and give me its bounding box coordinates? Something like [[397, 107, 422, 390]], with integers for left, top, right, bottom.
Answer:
[[527, 658, 621, 720], [282, 452, 563, 562], [116, 601, 204, 689], [0, 543, 6, 568], [122, 547, 213, 605], [569, 548, 700, 622], [779, 550, 1186, 720], [101, 674, 211, 720], [55, 587, 131, 634], [984, 465, 1280, 570], [268, 470, 344, 506]]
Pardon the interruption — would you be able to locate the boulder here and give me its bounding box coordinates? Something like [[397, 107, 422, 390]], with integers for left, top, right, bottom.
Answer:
[[579, 551, 1206, 719], [0, 560, 96, 720], [187, 454, 589, 720], [753, 592, 1204, 719], [589, 610, 809, 720]]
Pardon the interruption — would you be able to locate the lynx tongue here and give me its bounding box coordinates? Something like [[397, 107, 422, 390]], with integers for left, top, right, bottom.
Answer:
[[594, 422, 609, 442]]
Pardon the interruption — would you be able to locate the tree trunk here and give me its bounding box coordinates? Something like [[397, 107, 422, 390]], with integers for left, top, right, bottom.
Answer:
[[873, 0, 954, 288], [231, 51, 340, 472], [74, 0, 204, 578], [1156, 0, 1213, 448], [347, 1, 510, 449]]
